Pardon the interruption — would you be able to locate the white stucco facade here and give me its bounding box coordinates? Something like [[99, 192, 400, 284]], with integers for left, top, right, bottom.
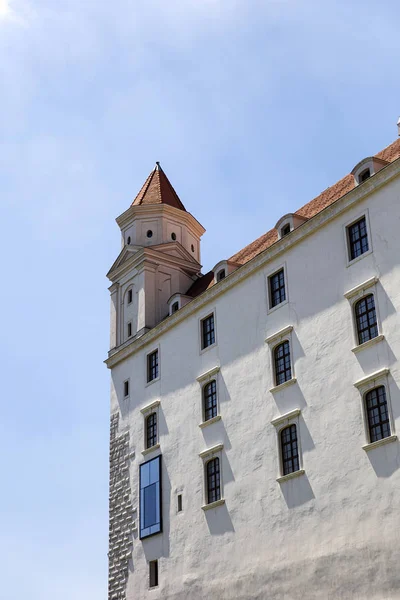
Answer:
[[106, 155, 400, 599]]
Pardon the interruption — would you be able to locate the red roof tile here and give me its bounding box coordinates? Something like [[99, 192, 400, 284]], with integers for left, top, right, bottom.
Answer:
[[228, 138, 400, 266], [132, 163, 186, 211]]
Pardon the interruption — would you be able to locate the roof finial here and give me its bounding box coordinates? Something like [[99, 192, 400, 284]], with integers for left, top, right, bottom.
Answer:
[[155, 161, 161, 170]]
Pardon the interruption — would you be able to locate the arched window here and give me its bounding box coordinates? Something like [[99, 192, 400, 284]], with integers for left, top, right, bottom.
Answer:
[[203, 380, 217, 422], [274, 341, 291, 386], [355, 294, 378, 345], [365, 386, 390, 443], [206, 457, 221, 504], [146, 412, 157, 449], [280, 424, 299, 475]]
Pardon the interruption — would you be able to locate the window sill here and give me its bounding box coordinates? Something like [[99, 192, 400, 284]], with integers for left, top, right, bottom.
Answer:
[[276, 469, 305, 483], [346, 248, 373, 268], [201, 498, 225, 511], [267, 298, 288, 315], [351, 334, 384, 353], [142, 443, 160, 456], [362, 435, 397, 452], [199, 415, 221, 429], [200, 342, 217, 355], [269, 377, 297, 393], [145, 377, 160, 388]]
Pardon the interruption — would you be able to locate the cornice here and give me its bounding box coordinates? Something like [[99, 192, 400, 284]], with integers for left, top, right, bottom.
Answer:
[[105, 158, 400, 369], [116, 203, 206, 237]]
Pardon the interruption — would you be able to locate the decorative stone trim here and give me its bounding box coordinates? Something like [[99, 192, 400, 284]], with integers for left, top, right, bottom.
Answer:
[[276, 469, 305, 483], [362, 435, 397, 452], [269, 378, 297, 394], [140, 399, 161, 414], [344, 276, 379, 299], [196, 365, 220, 383], [265, 325, 293, 346], [199, 415, 221, 429], [351, 334, 385, 354], [201, 498, 225, 511], [271, 408, 301, 427], [141, 443, 160, 456], [354, 368, 390, 389], [108, 413, 135, 600], [199, 443, 223, 459]]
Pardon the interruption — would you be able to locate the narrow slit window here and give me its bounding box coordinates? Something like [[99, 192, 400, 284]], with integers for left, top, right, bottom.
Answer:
[[127, 322, 132, 338], [269, 269, 286, 308], [281, 424, 299, 475], [146, 413, 157, 449], [177, 494, 182, 512], [355, 294, 378, 345], [147, 350, 159, 382], [149, 560, 158, 588], [201, 314, 215, 349], [347, 217, 369, 260], [206, 457, 221, 504], [274, 341, 292, 386], [124, 380, 129, 397], [127, 289, 133, 304], [203, 380, 217, 422], [365, 386, 391, 443]]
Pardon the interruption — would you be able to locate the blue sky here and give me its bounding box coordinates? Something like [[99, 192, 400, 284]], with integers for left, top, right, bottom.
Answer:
[[0, 1, 399, 598]]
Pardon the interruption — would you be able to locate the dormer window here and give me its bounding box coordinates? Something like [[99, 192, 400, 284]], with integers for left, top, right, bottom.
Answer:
[[172, 301, 179, 313], [275, 214, 308, 240], [281, 224, 291, 237], [359, 168, 371, 183], [217, 269, 226, 282]]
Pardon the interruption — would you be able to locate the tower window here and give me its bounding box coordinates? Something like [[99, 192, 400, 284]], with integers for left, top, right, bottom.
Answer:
[[201, 314, 215, 350], [274, 341, 292, 386], [355, 294, 378, 345], [177, 494, 182, 512], [146, 230, 153, 238], [347, 217, 369, 261], [124, 380, 129, 397], [171, 232, 177, 241], [203, 380, 217, 421], [191, 244, 195, 252], [127, 236, 131, 244], [281, 224, 291, 237], [365, 386, 391, 443], [127, 322, 132, 338], [281, 424, 299, 475], [269, 269, 286, 308], [146, 412, 157, 449], [206, 457, 221, 504], [147, 350, 159, 382], [127, 289, 133, 304], [149, 560, 158, 588]]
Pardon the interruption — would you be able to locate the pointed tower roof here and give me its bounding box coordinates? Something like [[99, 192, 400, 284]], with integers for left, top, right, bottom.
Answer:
[[131, 162, 187, 211]]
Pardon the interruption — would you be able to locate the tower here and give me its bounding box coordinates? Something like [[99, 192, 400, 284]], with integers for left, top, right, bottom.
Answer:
[[107, 163, 206, 350]]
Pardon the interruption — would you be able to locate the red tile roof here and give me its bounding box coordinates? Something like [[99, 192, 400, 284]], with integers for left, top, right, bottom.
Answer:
[[132, 163, 186, 211], [229, 138, 400, 266]]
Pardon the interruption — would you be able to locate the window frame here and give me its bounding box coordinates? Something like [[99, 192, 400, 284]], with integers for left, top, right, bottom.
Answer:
[[199, 443, 225, 510], [344, 211, 373, 267], [123, 378, 130, 399], [196, 366, 221, 427], [344, 277, 384, 352], [265, 325, 296, 392], [271, 408, 305, 482], [354, 368, 397, 451], [145, 412, 158, 450], [198, 310, 217, 354], [364, 386, 391, 444], [146, 347, 160, 385], [266, 264, 288, 313], [149, 560, 158, 589], [354, 293, 379, 346], [127, 321, 132, 339], [127, 288, 133, 305], [140, 399, 161, 455]]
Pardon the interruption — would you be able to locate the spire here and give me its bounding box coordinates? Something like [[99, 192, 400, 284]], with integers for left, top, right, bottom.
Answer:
[[131, 162, 186, 211]]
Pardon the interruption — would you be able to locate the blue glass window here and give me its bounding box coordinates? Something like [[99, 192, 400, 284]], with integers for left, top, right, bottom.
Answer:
[[140, 455, 162, 539]]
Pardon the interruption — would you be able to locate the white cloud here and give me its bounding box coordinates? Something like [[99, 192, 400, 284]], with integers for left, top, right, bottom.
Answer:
[[0, 0, 12, 19]]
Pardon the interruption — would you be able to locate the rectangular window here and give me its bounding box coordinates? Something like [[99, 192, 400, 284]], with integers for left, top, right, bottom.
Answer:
[[177, 494, 182, 512], [149, 560, 158, 588], [140, 455, 162, 539], [348, 217, 369, 261], [127, 289, 133, 304], [201, 314, 215, 349], [127, 322, 132, 337], [269, 269, 286, 308], [147, 350, 159, 383], [124, 380, 129, 397]]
